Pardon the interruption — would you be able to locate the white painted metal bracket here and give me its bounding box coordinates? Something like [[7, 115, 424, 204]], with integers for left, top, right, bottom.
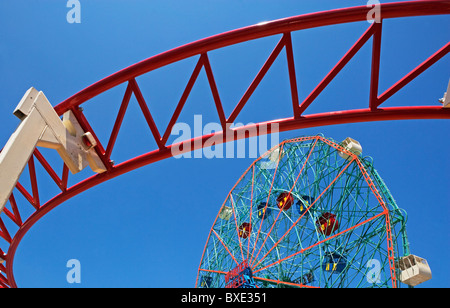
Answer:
[[440, 79, 449, 108], [0, 87, 106, 213]]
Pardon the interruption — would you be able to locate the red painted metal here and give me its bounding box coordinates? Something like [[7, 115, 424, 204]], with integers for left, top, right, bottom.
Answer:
[[369, 22, 382, 111], [161, 56, 205, 145], [354, 157, 397, 287], [33, 149, 64, 191], [0, 1, 448, 288], [376, 42, 450, 107], [299, 22, 378, 115], [52, 0, 450, 117], [105, 82, 133, 160], [129, 79, 164, 149], [228, 35, 286, 124], [72, 108, 112, 171], [202, 54, 228, 131], [3, 195, 22, 227], [284, 32, 301, 118]]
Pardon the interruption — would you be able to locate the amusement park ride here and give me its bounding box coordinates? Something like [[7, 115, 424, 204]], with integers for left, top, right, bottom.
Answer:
[[0, 1, 449, 288], [196, 135, 435, 288]]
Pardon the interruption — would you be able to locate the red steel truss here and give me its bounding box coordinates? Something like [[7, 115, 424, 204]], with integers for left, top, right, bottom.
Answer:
[[0, 1, 449, 288]]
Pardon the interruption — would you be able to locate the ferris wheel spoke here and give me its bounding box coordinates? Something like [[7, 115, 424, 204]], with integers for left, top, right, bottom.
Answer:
[[252, 275, 317, 288], [198, 268, 228, 276], [229, 194, 245, 262], [252, 154, 355, 271], [253, 211, 387, 276], [247, 165, 255, 261], [250, 138, 319, 268], [211, 229, 240, 267], [248, 142, 285, 266]]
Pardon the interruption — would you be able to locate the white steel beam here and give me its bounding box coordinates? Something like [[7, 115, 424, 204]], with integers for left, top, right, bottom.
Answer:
[[0, 88, 106, 213]]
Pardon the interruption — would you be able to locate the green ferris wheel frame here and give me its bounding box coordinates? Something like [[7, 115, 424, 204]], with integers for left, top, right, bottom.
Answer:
[[196, 135, 409, 288]]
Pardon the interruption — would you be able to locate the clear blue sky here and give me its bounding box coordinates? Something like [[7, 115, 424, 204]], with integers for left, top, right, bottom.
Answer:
[[0, 0, 448, 287]]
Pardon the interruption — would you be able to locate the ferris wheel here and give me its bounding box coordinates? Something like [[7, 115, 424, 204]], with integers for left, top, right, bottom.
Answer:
[[196, 135, 430, 288]]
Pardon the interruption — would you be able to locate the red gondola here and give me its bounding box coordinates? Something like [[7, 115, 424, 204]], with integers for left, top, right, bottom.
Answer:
[[316, 212, 339, 236], [276, 192, 294, 210], [238, 222, 252, 239]]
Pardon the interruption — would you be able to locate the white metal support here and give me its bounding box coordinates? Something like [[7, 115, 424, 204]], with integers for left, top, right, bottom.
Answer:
[[440, 78, 449, 108], [0, 87, 106, 213]]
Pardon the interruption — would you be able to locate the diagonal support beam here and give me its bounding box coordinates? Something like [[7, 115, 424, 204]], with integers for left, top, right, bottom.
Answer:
[[284, 32, 301, 118], [227, 35, 286, 124], [202, 53, 227, 131], [129, 78, 164, 149], [299, 23, 378, 115], [376, 42, 450, 108], [161, 56, 205, 145], [369, 22, 383, 110], [105, 82, 133, 160]]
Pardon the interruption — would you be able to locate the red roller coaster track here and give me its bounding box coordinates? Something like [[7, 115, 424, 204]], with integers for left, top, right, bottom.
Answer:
[[0, 1, 449, 288]]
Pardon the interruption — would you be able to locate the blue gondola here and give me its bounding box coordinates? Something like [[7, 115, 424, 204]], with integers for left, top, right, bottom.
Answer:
[[257, 202, 271, 220], [200, 275, 212, 288], [322, 252, 347, 273], [296, 195, 315, 215]]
